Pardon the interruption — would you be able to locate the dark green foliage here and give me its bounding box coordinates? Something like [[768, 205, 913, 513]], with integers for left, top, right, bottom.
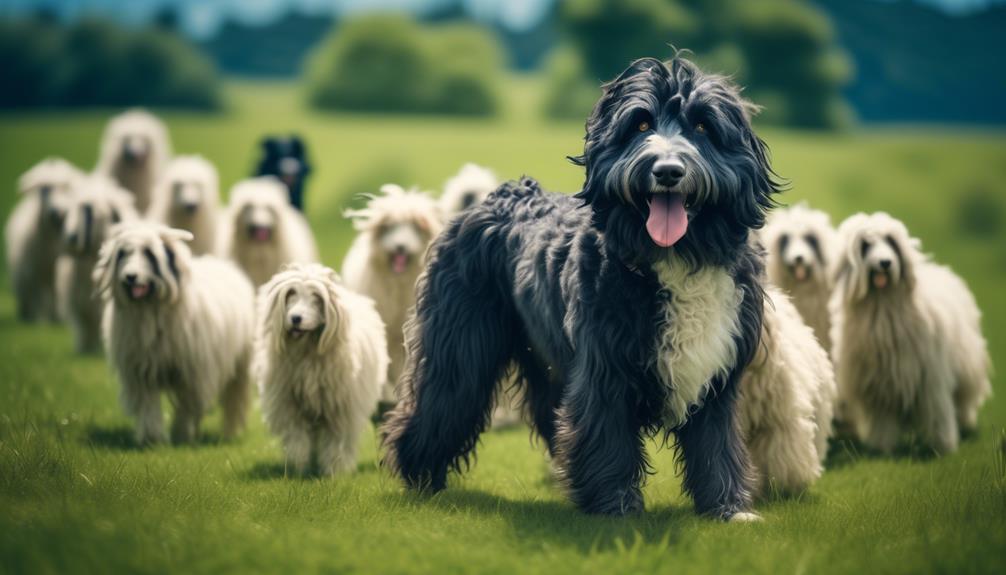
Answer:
[[305, 15, 501, 116], [957, 186, 1003, 239], [545, 0, 852, 129], [0, 18, 220, 110]]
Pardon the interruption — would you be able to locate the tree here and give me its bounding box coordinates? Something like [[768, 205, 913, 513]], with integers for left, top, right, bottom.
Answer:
[[305, 15, 502, 116], [545, 0, 852, 129]]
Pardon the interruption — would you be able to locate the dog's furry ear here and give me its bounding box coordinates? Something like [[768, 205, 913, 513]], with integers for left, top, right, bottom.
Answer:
[[92, 232, 123, 300], [834, 214, 870, 303], [318, 280, 345, 353], [261, 274, 292, 353]]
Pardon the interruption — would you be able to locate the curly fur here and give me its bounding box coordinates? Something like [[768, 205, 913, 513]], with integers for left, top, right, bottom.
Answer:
[[217, 176, 319, 287], [4, 158, 85, 322], [95, 109, 172, 214], [381, 57, 781, 521], [96, 222, 255, 445], [739, 285, 835, 495], [761, 202, 836, 349], [148, 155, 220, 256], [58, 175, 138, 354], [439, 163, 498, 217], [255, 263, 388, 476], [830, 212, 991, 454], [341, 184, 443, 402]]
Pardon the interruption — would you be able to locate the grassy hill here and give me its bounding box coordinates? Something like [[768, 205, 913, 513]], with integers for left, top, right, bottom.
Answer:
[[0, 81, 1004, 574]]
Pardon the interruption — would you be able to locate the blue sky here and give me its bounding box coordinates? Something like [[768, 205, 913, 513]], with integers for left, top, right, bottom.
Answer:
[[0, 0, 1000, 38]]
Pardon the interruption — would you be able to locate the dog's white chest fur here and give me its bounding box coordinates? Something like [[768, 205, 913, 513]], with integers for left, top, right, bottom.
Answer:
[[652, 257, 743, 427]]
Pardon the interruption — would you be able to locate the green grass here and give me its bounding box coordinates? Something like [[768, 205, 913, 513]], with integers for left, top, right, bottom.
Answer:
[[1, 82, 1005, 574]]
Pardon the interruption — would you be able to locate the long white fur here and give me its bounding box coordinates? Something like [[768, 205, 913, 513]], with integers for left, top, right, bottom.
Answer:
[[761, 202, 837, 350], [830, 212, 992, 454], [652, 254, 742, 428], [216, 176, 319, 286], [96, 222, 255, 445], [94, 109, 172, 214], [4, 158, 85, 322], [342, 184, 443, 402], [58, 175, 138, 353], [147, 155, 220, 255], [739, 285, 836, 494], [255, 263, 388, 476], [439, 163, 498, 217]]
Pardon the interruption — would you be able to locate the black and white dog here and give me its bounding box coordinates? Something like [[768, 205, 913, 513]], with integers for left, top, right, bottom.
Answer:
[[254, 135, 312, 211], [382, 57, 780, 521]]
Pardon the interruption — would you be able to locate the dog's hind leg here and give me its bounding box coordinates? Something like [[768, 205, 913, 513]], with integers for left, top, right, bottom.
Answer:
[[220, 355, 252, 440], [381, 241, 517, 491], [676, 375, 757, 521], [514, 345, 562, 455]]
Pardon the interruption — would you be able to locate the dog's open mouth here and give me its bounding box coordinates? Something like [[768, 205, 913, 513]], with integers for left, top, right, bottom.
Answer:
[[871, 270, 889, 289], [791, 263, 811, 282], [125, 282, 153, 300], [389, 251, 411, 274], [248, 225, 273, 242], [288, 327, 308, 339], [646, 192, 693, 248]]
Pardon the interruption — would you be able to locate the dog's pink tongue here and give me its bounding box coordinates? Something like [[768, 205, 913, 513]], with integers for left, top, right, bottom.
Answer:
[[391, 253, 409, 274], [646, 194, 688, 248]]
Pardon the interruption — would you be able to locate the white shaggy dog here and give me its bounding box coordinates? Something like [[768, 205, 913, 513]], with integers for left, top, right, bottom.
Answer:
[[342, 184, 443, 402], [439, 163, 498, 217], [96, 222, 255, 445], [739, 285, 836, 494], [830, 212, 992, 454], [761, 202, 837, 349], [255, 263, 388, 476], [5, 158, 85, 322], [59, 176, 138, 353], [95, 109, 172, 214], [147, 155, 220, 255], [217, 176, 319, 287]]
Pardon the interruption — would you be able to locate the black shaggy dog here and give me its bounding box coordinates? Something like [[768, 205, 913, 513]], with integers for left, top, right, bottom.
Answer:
[[382, 57, 780, 521], [254, 135, 312, 211]]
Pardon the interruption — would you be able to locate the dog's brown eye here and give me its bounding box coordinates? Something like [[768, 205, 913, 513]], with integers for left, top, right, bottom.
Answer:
[[860, 239, 870, 258], [638, 121, 650, 132], [695, 123, 707, 134]]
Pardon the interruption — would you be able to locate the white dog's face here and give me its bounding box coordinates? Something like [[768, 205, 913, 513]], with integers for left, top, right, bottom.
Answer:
[[171, 178, 207, 217], [857, 233, 903, 291], [776, 230, 825, 283], [283, 284, 327, 340], [101, 228, 191, 304], [375, 218, 431, 275], [63, 194, 125, 256], [837, 213, 916, 302], [239, 202, 279, 244], [116, 131, 154, 166]]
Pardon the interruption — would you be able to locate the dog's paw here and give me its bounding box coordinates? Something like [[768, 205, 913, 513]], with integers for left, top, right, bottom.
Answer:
[[727, 511, 763, 523]]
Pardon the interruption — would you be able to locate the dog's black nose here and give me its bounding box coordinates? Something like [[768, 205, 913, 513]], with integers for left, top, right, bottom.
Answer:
[[125, 273, 137, 284], [652, 161, 685, 187], [794, 254, 805, 265], [879, 259, 892, 270], [291, 314, 302, 326]]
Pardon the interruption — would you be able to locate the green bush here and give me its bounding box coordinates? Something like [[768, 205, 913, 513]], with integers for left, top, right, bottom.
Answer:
[[0, 18, 220, 110], [541, 47, 600, 121], [547, 0, 853, 130], [305, 15, 501, 116]]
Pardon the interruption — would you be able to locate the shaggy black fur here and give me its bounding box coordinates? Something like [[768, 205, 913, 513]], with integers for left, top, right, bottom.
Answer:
[[254, 135, 312, 211], [381, 57, 781, 519]]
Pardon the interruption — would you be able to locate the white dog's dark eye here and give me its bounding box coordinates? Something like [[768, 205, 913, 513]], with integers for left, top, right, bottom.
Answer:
[[778, 234, 789, 251], [860, 239, 870, 257], [638, 121, 650, 132]]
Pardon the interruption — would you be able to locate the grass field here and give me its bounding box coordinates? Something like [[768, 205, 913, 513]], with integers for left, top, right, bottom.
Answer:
[[1, 81, 1005, 574]]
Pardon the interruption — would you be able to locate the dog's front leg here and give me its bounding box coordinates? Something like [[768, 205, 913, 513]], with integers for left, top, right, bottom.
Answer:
[[553, 353, 648, 515], [675, 374, 758, 522]]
